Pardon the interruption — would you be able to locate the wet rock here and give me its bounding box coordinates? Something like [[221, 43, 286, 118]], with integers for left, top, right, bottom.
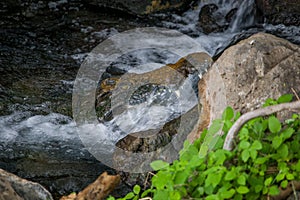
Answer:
[[190, 33, 300, 141], [84, 0, 193, 15], [109, 52, 212, 183], [256, 0, 300, 26], [225, 8, 238, 23], [197, 4, 242, 34], [198, 4, 221, 34], [95, 52, 212, 121], [0, 168, 53, 200]]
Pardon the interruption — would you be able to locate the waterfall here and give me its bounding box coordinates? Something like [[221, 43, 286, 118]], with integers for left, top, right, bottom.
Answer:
[[228, 0, 257, 32]]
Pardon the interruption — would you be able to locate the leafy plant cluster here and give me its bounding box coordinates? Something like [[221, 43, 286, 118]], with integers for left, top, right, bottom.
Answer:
[[109, 94, 300, 200]]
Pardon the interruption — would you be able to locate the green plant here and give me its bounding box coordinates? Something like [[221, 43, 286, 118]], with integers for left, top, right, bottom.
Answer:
[[109, 95, 300, 200]]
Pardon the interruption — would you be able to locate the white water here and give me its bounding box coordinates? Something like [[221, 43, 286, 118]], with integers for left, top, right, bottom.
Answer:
[[0, 112, 76, 144], [1, 0, 299, 153]]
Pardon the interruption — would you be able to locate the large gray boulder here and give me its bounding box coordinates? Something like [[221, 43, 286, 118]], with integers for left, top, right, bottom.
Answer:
[[0, 168, 53, 200], [189, 32, 300, 141]]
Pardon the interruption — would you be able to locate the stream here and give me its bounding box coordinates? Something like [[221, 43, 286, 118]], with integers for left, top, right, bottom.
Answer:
[[1, 0, 300, 198]]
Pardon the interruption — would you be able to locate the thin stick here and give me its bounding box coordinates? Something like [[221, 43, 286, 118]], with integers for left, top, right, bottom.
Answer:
[[291, 88, 299, 101], [223, 101, 300, 151], [291, 181, 298, 200]]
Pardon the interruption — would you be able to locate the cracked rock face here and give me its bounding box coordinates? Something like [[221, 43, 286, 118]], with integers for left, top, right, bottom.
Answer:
[[196, 32, 300, 132]]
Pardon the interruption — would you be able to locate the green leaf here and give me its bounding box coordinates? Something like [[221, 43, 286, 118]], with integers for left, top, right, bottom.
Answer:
[[152, 172, 171, 189], [150, 160, 169, 171], [277, 144, 289, 159], [272, 136, 283, 149], [214, 150, 227, 165], [220, 189, 235, 199], [208, 119, 223, 135], [222, 107, 234, 121], [204, 184, 214, 195], [281, 128, 294, 140], [174, 170, 189, 185], [206, 173, 222, 188], [193, 187, 204, 196], [268, 185, 280, 196], [238, 128, 249, 140], [237, 175, 246, 185], [239, 141, 250, 150], [254, 157, 268, 164], [236, 186, 249, 194], [292, 160, 300, 172], [250, 149, 258, 160], [280, 180, 288, 188], [277, 94, 293, 103], [264, 177, 273, 186], [199, 119, 223, 158], [263, 98, 278, 107], [133, 185, 140, 195], [153, 190, 169, 200], [180, 143, 199, 161], [276, 173, 285, 182], [206, 195, 219, 200], [199, 144, 209, 159], [251, 140, 262, 150], [241, 150, 250, 162], [141, 189, 152, 198], [253, 122, 263, 135], [233, 194, 243, 200], [169, 191, 181, 200], [225, 170, 236, 181], [263, 186, 268, 194], [254, 185, 263, 193], [268, 116, 281, 133], [286, 173, 295, 180], [124, 192, 135, 199]]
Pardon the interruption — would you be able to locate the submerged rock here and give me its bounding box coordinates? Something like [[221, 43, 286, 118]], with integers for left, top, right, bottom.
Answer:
[[198, 4, 222, 34], [197, 3, 240, 34], [0, 168, 53, 200]]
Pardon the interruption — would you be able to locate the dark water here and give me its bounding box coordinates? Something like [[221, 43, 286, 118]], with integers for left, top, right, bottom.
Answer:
[[0, 0, 299, 198]]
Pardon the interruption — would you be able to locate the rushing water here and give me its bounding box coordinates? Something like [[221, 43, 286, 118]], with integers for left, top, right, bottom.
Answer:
[[0, 0, 300, 197]]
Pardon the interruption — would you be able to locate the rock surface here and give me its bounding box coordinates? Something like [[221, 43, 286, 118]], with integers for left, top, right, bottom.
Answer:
[[190, 32, 300, 140], [84, 0, 193, 15], [256, 0, 300, 26], [0, 168, 53, 200], [60, 172, 120, 200]]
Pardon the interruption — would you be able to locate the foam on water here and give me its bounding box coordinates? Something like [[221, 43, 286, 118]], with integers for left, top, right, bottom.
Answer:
[[0, 112, 77, 144]]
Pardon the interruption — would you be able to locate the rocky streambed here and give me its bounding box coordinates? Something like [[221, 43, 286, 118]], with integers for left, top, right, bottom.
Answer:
[[0, 0, 300, 199]]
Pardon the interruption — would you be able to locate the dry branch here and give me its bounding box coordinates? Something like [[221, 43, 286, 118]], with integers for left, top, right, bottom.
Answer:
[[223, 101, 300, 151]]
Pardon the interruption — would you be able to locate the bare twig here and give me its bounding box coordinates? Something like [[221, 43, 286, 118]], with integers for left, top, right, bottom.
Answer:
[[223, 101, 300, 151], [291, 88, 299, 101], [291, 181, 298, 199]]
